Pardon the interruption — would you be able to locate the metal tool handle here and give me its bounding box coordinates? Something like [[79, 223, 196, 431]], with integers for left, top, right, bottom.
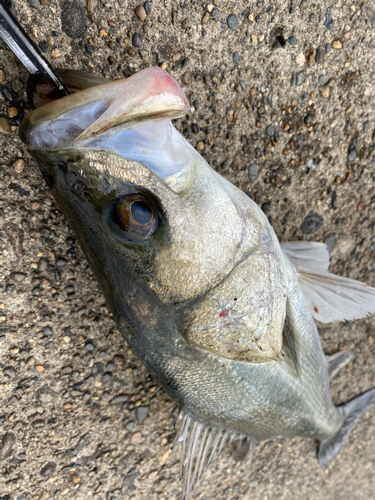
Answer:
[[0, 0, 70, 98]]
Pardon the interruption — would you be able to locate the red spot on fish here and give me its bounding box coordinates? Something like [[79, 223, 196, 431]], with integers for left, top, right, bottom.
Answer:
[[220, 309, 229, 318], [314, 306, 319, 313], [223, 322, 232, 327]]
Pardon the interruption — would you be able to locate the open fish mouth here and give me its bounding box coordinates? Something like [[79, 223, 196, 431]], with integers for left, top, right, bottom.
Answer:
[[19, 66, 192, 181]]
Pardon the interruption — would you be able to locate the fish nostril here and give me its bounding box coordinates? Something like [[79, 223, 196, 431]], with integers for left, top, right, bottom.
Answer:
[[74, 182, 84, 191]]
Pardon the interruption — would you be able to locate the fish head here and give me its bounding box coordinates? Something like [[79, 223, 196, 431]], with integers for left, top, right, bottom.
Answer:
[[19, 67, 287, 376]]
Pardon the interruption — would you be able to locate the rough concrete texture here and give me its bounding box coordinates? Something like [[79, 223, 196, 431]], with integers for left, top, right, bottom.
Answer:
[[0, 0, 375, 499]]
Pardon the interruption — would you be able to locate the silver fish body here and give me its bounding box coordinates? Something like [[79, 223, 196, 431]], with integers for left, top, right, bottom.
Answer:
[[19, 67, 375, 497]]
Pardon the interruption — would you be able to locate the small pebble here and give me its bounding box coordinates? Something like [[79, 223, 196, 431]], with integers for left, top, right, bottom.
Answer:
[[43, 326, 53, 336], [40, 462, 56, 478], [287, 35, 297, 46], [202, 12, 210, 24], [12, 79, 23, 92], [27, 357, 35, 366], [12, 159, 25, 173], [114, 355, 124, 364], [86, 0, 97, 13], [296, 52, 305, 65], [1, 87, 12, 101], [10, 271, 26, 282], [135, 5, 146, 21], [0, 117, 10, 134], [61, 0, 87, 38], [28, 0, 40, 8], [182, 72, 191, 85], [135, 406, 150, 421], [266, 125, 275, 137], [196, 141, 204, 151], [348, 148, 357, 162], [332, 40, 342, 50], [110, 394, 128, 405], [296, 71, 305, 86], [227, 14, 239, 30], [324, 234, 335, 253], [0, 70, 5, 83], [261, 203, 270, 214], [28, 412, 41, 423], [182, 18, 193, 29], [323, 7, 334, 30], [232, 51, 240, 64], [3, 367, 16, 378], [248, 163, 260, 182], [300, 211, 324, 234], [132, 33, 143, 48], [85, 342, 94, 351], [0, 432, 15, 460], [92, 362, 104, 376], [130, 431, 142, 444]]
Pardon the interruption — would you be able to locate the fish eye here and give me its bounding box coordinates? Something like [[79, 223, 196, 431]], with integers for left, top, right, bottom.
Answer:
[[116, 193, 158, 241]]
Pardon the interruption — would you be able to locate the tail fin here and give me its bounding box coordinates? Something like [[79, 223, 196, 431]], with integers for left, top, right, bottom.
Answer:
[[319, 388, 375, 466]]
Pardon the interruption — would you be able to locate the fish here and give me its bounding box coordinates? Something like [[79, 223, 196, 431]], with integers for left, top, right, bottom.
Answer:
[[19, 66, 375, 499]]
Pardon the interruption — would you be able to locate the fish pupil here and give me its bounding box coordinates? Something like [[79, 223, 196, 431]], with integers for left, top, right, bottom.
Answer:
[[131, 201, 153, 225]]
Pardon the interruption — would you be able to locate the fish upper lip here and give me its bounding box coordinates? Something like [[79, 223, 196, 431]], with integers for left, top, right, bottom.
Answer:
[[19, 66, 190, 148]]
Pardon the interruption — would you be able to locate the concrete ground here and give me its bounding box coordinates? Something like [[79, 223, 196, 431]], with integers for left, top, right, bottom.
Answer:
[[0, 0, 375, 499]]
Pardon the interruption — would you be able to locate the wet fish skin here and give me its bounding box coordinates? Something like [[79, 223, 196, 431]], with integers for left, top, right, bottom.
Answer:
[[19, 67, 375, 495]]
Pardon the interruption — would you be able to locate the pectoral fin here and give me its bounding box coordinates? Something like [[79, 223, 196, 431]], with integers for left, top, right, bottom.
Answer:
[[282, 304, 302, 379], [281, 241, 375, 323], [297, 269, 375, 323]]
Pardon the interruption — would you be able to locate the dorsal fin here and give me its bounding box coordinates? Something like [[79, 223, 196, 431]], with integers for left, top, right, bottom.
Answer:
[[280, 241, 330, 272]]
